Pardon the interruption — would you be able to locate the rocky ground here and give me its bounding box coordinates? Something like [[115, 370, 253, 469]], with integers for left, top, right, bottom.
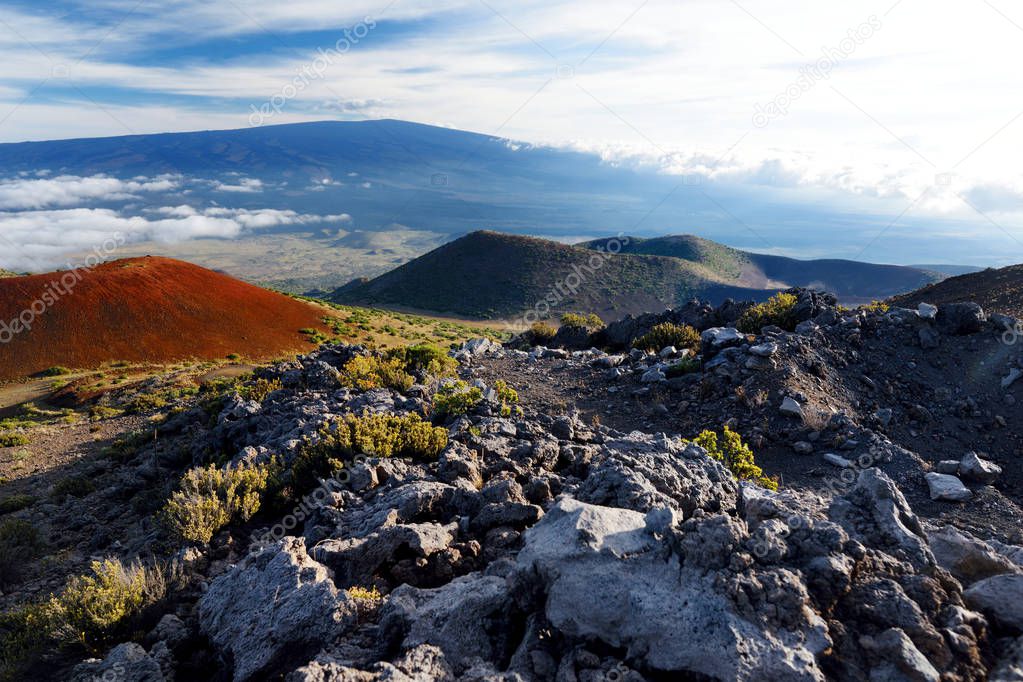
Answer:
[[5, 292, 1023, 680]]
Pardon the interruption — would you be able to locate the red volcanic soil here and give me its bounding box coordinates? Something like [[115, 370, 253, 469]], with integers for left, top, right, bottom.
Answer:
[[0, 257, 327, 382]]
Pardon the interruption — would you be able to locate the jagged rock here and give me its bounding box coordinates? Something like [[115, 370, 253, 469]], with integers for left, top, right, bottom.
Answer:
[[313, 522, 459, 586], [780, 397, 804, 419], [928, 526, 1019, 584], [830, 469, 934, 571], [640, 367, 665, 383], [71, 642, 167, 682], [379, 574, 519, 673], [960, 451, 1002, 485], [917, 303, 938, 320], [925, 473, 973, 502], [860, 628, 940, 682], [514, 497, 831, 680], [936, 302, 986, 335], [575, 437, 738, 516], [288, 645, 454, 682], [822, 453, 852, 468], [200, 537, 356, 682], [701, 327, 744, 355], [750, 342, 779, 357], [965, 574, 1023, 630], [936, 460, 961, 475]]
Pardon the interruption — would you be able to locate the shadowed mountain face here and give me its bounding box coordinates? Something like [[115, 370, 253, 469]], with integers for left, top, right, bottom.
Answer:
[[332, 231, 943, 322], [890, 263, 1023, 318]]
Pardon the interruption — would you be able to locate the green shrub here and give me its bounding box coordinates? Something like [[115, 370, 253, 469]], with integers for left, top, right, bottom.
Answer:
[[239, 377, 283, 403], [665, 356, 701, 377], [560, 312, 604, 330], [54, 558, 165, 650], [0, 433, 29, 448], [40, 366, 72, 377], [163, 461, 274, 544], [529, 322, 557, 342], [341, 356, 415, 393], [51, 476, 96, 499], [861, 300, 890, 313], [387, 344, 457, 378], [0, 601, 59, 680], [632, 322, 701, 353], [0, 519, 43, 587], [736, 293, 799, 333], [688, 426, 777, 490], [0, 495, 34, 515], [433, 381, 484, 419], [494, 380, 520, 417]]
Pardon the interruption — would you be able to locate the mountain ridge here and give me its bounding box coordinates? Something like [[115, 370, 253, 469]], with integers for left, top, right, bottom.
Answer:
[[334, 230, 946, 321]]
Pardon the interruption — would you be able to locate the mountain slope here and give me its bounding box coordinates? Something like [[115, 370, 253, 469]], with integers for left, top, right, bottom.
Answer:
[[333, 231, 781, 320], [0, 257, 328, 381], [889, 264, 1023, 318], [581, 234, 944, 301]]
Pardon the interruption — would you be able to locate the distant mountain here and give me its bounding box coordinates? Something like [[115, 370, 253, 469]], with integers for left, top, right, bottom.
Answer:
[[0, 257, 328, 380], [335, 231, 949, 321], [580, 235, 944, 302], [908, 264, 985, 277], [890, 264, 1023, 318]]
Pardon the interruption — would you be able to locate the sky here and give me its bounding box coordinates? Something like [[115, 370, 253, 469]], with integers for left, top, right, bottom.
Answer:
[[1, 0, 1023, 267]]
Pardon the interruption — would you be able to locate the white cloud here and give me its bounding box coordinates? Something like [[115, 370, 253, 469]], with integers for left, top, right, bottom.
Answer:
[[0, 205, 352, 271], [213, 177, 264, 193], [0, 174, 179, 209]]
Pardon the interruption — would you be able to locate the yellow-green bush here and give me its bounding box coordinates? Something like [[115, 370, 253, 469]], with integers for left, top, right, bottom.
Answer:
[[56, 558, 164, 650], [560, 312, 604, 330], [239, 377, 283, 402], [861, 300, 889, 314], [529, 321, 557, 342], [314, 413, 447, 460], [494, 380, 520, 417], [387, 344, 457, 379], [341, 356, 415, 393], [632, 322, 701, 353], [0, 433, 28, 448], [687, 426, 777, 490], [433, 381, 483, 419], [163, 461, 273, 544], [736, 293, 799, 333]]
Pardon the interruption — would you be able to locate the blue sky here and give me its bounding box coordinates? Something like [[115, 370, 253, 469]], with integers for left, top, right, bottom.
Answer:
[[1, 0, 1023, 267]]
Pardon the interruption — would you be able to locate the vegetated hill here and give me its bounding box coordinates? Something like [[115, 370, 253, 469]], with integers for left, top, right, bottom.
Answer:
[[581, 234, 944, 302], [890, 263, 1023, 318], [0, 257, 328, 381], [332, 231, 780, 321], [0, 269, 18, 278]]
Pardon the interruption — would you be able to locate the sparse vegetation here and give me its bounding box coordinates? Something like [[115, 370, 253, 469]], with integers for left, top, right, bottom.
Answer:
[[861, 300, 890, 313], [560, 312, 604, 330], [40, 366, 72, 377], [494, 379, 520, 417], [632, 322, 701, 353], [433, 380, 484, 418], [238, 377, 283, 403], [0, 434, 29, 448], [163, 461, 274, 544], [0, 519, 43, 587], [529, 321, 557, 343], [736, 293, 799, 333], [665, 356, 701, 377], [0, 495, 34, 515], [386, 344, 457, 379], [687, 426, 777, 490], [51, 476, 96, 499], [341, 355, 415, 392]]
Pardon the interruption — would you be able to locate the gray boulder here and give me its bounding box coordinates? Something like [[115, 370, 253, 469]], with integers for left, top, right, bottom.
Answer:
[[925, 473, 972, 502], [936, 302, 986, 335], [960, 451, 1002, 485], [928, 526, 1019, 584], [71, 642, 167, 682], [200, 537, 356, 681], [515, 497, 831, 680], [965, 574, 1023, 630]]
